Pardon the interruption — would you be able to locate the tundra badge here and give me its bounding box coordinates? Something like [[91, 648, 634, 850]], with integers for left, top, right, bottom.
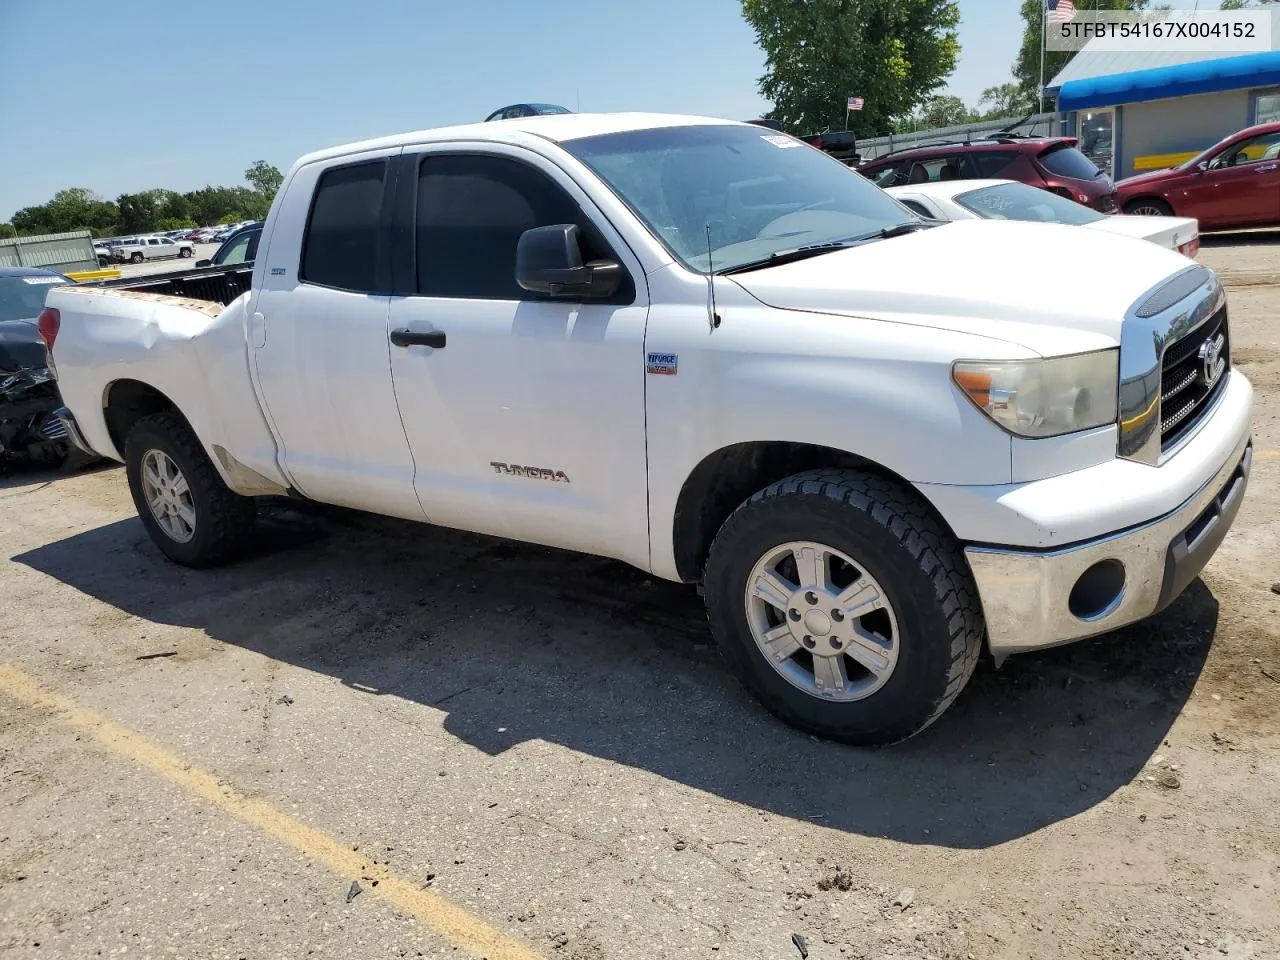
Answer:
[[490, 462, 570, 483]]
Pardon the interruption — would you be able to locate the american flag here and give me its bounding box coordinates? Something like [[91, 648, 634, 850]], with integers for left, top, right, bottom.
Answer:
[[1047, 0, 1076, 24], [847, 96, 864, 111]]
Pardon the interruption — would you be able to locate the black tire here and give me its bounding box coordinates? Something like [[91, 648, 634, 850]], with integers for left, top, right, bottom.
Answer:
[[124, 412, 256, 567], [1124, 197, 1172, 217], [704, 469, 984, 746], [180, 247, 192, 258], [130, 252, 143, 263]]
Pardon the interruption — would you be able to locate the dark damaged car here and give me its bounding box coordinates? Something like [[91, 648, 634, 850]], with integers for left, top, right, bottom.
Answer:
[[0, 267, 72, 466]]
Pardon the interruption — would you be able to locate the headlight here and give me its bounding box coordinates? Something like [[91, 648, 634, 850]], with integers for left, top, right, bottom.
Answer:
[[953, 349, 1119, 438]]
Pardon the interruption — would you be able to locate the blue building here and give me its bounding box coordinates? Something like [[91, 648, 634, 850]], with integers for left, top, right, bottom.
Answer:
[[1047, 19, 1280, 180]]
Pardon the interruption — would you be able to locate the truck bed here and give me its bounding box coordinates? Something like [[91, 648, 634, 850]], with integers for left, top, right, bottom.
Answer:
[[83, 263, 253, 306]]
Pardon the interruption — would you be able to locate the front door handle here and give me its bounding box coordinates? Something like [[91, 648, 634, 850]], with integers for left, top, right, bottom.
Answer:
[[390, 328, 446, 348], [1257, 164, 1278, 172]]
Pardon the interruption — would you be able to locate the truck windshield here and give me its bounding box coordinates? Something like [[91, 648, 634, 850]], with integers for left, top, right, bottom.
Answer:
[[563, 124, 911, 274]]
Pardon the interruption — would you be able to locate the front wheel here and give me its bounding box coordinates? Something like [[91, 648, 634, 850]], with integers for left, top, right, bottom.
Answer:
[[130, 252, 143, 263], [1125, 198, 1172, 217], [704, 470, 984, 745], [180, 247, 192, 258], [124, 412, 256, 567]]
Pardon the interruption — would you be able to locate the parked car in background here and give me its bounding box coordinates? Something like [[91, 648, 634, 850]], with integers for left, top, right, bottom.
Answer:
[[112, 235, 195, 263], [801, 130, 860, 166], [196, 221, 262, 268], [93, 242, 112, 267], [187, 227, 219, 243], [886, 179, 1200, 257], [859, 135, 1118, 212], [1115, 121, 1280, 228], [0, 267, 71, 466], [209, 225, 239, 243], [484, 102, 573, 121], [46, 113, 1253, 745]]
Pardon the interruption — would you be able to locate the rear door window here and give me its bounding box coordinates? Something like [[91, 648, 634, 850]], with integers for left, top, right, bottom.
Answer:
[[1037, 144, 1102, 180], [301, 160, 387, 292], [966, 151, 1019, 177]]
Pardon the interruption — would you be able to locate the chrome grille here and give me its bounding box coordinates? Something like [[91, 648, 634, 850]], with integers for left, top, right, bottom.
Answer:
[[1160, 304, 1228, 450]]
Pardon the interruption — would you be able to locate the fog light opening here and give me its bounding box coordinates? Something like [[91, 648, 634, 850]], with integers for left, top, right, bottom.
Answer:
[[1068, 559, 1126, 621]]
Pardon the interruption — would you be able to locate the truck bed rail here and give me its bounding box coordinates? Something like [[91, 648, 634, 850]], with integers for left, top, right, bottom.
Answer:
[[82, 264, 253, 306]]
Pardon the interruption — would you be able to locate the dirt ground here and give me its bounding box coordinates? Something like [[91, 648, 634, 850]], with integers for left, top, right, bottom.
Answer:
[[1, 244, 1278, 960]]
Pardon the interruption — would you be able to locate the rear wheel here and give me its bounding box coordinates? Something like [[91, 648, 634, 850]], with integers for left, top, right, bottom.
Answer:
[[124, 412, 255, 567], [704, 469, 983, 745], [1125, 198, 1172, 217]]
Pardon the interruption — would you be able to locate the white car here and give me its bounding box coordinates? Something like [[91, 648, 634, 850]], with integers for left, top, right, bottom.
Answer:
[[43, 113, 1252, 744], [112, 235, 195, 264], [886, 179, 1201, 257]]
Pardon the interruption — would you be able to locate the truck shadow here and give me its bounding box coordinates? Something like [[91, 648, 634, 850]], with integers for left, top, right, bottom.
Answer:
[[13, 500, 1217, 850]]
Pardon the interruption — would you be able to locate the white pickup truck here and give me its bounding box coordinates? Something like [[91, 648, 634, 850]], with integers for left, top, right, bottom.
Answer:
[[42, 113, 1253, 744], [111, 235, 195, 264]]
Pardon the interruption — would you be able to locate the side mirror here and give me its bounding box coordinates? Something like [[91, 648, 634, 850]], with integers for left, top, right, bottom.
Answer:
[[195, 259, 212, 268], [1196, 161, 1209, 173], [515, 224, 622, 299]]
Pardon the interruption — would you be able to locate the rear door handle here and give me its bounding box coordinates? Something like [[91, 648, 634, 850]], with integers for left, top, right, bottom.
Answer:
[[390, 328, 446, 348]]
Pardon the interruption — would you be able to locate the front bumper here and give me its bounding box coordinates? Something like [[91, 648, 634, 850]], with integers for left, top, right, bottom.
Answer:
[[967, 431, 1252, 658]]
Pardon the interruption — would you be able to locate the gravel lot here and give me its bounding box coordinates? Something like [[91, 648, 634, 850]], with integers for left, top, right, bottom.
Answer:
[[1, 239, 1278, 960]]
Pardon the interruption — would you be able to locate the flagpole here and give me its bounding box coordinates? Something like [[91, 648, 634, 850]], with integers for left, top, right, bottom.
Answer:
[[1039, 1, 1047, 114]]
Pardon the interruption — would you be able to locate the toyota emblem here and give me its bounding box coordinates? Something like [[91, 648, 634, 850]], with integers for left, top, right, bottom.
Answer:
[[1198, 332, 1226, 387]]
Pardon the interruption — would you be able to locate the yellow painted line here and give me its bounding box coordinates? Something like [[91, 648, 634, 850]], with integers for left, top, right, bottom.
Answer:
[[0, 664, 542, 960], [65, 268, 121, 281]]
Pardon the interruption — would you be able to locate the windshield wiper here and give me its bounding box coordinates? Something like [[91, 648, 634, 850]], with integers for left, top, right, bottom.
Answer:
[[717, 240, 854, 276], [717, 221, 935, 276]]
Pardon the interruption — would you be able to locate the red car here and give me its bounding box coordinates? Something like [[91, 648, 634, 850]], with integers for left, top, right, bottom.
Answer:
[[1115, 121, 1280, 229], [857, 135, 1118, 212]]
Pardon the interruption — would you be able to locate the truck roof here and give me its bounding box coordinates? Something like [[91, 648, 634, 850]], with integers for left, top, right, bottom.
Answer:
[[292, 112, 740, 169]]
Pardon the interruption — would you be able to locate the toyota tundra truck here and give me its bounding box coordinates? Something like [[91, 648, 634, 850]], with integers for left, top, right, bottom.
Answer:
[[40, 113, 1253, 745]]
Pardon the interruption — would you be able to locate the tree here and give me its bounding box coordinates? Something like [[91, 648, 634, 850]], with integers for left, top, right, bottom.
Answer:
[[1013, 0, 1149, 109], [11, 188, 119, 237], [244, 160, 283, 197], [156, 217, 197, 231], [117, 192, 160, 234], [742, 0, 961, 135], [977, 82, 1035, 119], [0, 223, 15, 240]]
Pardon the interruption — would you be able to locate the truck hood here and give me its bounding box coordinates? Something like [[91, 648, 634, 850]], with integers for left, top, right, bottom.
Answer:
[[727, 219, 1194, 352]]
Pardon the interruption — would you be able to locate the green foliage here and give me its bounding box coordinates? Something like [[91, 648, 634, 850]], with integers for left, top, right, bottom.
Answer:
[[0, 223, 17, 240], [5, 165, 282, 239], [1013, 0, 1150, 108], [11, 188, 120, 237], [978, 82, 1035, 119], [245, 160, 284, 196], [741, 0, 961, 135], [893, 94, 978, 132]]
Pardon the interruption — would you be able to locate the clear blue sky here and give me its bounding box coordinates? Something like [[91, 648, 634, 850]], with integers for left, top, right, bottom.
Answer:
[[0, 0, 1027, 221]]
